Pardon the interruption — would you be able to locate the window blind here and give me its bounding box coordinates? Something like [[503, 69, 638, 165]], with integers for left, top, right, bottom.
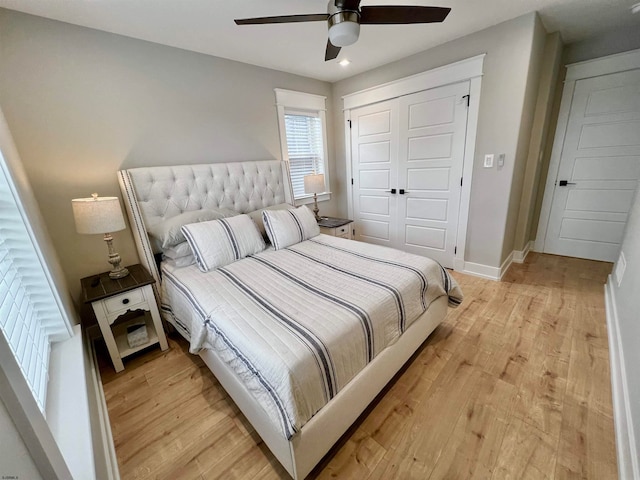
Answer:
[[284, 112, 326, 199], [0, 162, 68, 413]]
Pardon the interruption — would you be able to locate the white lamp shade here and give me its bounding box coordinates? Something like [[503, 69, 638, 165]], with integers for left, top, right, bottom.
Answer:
[[72, 195, 126, 234], [328, 21, 360, 47], [304, 174, 326, 195]]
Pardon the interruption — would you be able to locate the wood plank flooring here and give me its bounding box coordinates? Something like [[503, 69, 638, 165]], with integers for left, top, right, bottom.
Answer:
[[98, 253, 618, 479]]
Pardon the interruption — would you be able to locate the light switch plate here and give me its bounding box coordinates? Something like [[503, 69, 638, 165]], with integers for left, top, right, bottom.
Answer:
[[498, 154, 505, 167], [615, 251, 626, 286], [484, 154, 494, 168]]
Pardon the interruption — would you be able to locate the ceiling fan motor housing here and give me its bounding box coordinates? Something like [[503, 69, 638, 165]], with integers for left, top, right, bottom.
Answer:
[[328, 1, 360, 47]]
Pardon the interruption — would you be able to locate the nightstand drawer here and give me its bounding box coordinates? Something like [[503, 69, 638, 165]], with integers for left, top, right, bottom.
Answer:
[[336, 225, 350, 236], [319, 220, 353, 240], [103, 289, 145, 314]]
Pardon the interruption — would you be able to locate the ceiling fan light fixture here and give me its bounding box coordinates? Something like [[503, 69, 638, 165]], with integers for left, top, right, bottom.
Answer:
[[329, 20, 360, 47], [328, 10, 360, 47]]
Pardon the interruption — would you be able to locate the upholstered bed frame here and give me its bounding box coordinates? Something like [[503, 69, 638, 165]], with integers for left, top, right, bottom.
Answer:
[[117, 160, 447, 479]]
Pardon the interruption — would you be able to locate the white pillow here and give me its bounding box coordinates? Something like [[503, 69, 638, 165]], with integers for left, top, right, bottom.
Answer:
[[148, 208, 237, 249], [162, 242, 192, 259], [247, 203, 294, 238], [262, 205, 320, 250], [163, 255, 195, 268], [181, 214, 266, 272]]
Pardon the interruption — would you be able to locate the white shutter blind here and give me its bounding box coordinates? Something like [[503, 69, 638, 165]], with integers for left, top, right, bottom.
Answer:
[[284, 111, 326, 199], [0, 164, 68, 413]]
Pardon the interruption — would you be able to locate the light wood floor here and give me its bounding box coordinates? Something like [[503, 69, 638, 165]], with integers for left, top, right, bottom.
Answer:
[[98, 253, 618, 479]]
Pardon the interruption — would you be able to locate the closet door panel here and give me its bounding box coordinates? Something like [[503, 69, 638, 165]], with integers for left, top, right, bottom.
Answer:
[[351, 100, 399, 246], [397, 81, 470, 268]]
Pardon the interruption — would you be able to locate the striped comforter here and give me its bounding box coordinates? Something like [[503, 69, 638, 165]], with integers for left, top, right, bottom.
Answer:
[[161, 234, 463, 439]]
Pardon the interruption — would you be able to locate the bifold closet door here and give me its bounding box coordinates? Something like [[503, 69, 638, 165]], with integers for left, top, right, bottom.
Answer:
[[350, 81, 469, 267], [396, 81, 470, 267], [351, 99, 400, 247]]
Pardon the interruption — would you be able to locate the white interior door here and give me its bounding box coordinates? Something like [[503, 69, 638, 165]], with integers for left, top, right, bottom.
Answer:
[[397, 82, 469, 267], [351, 100, 399, 247], [544, 69, 640, 262]]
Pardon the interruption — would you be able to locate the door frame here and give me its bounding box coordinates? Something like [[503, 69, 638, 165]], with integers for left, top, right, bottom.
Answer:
[[343, 54, 485, 272], [535, 48, 640, 253]]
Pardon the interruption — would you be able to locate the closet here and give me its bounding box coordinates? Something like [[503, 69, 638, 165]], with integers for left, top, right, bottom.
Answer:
[[350, 80, 470, 268]]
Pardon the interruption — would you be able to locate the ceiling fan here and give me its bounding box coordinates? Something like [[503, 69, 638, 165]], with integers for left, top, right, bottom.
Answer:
[[235, 1, 451, 61]]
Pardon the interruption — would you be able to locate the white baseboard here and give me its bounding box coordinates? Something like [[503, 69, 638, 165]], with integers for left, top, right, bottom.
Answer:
[[513, 240, 533, 263], [85, 326, 120, 480], [462, 261, 501, 280], [461, 253, 512, 281], [604, 277, 639, 479]]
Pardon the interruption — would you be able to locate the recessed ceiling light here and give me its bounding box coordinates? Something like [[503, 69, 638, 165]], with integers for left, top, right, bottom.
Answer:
[[339, 59, 351, 67], [632, 2, 640, 14]]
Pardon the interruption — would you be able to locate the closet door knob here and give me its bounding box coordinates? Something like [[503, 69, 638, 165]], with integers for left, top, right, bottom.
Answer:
[[385, 188, 397, 194], [399, 189, 409, 195]]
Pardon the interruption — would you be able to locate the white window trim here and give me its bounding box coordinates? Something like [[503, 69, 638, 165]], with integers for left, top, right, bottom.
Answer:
[[275, 88, 331, 206]]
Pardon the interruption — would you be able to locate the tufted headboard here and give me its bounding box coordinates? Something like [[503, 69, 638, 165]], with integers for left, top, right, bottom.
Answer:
[[118, 160, 294, 284]]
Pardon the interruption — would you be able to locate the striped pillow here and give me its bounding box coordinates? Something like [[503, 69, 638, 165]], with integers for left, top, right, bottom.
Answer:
[[181, 215, 266, 272], [262, 205, 320, 250]]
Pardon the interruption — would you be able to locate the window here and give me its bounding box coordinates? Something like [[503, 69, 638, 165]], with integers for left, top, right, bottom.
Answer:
[[275, 89, 330, 204], [0, 150, 71, 413]]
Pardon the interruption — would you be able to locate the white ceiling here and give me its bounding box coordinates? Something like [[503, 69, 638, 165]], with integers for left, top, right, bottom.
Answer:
[[0, 0, 638, 82]]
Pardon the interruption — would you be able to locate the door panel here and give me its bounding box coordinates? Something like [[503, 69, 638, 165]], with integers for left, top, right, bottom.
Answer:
[[397, 81, 470, 267], [408, 134, 453, 159], [351, 100, 398, 247], [544, 69, 640, 262]]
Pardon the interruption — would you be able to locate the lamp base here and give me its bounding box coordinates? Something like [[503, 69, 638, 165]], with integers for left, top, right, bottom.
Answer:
[[312, 193, 321, 222], [109, 266, 130, 279], [104, 232, 129, 280]]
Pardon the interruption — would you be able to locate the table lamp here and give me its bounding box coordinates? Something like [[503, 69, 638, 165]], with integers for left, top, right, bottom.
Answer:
[[72, 193, 129, 279], [304, 173, 325, 222]]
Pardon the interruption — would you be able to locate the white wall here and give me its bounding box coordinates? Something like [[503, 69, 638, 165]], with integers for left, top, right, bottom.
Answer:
[[0, 8, 334, 302], [0, 397, 43, 480], [332, 13, 542, 269], [610, 187, 640, 474]]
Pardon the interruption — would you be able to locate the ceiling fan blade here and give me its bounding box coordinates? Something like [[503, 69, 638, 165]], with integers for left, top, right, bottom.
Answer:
[[335, 0, 362, 11], [360, 6, 451, 24], [325, 40, 341, 61], [235, 13, 328, 25]]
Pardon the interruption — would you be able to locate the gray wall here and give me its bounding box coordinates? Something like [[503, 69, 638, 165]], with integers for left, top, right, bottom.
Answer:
[[501, 15, 547, 261], [513, 32, 563, 252], [564, 24, 640, 65], [611, 188, 640, 469], [0, 8, 334, 302], [332, 13, 541, 269]]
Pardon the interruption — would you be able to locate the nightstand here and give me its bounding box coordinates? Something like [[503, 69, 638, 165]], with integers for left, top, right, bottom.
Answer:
[[81, 264, 168, 372], [318, 217, 354, 240]]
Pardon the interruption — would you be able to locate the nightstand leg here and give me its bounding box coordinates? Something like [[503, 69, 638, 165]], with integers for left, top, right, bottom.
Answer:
[[92, 304, 125, 372], [143, 285, 168, 351]]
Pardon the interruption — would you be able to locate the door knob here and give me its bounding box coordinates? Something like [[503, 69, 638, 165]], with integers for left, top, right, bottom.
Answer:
[[399, 189, 409, 195], [558, 180, 577, 186], [385, 188, 397, 194]]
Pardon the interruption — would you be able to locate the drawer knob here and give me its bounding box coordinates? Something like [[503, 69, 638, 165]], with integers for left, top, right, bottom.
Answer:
[[122, 298, 130, 305]]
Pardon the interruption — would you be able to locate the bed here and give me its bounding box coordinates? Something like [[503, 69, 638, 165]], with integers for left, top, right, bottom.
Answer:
[[117, 160, 462, 479]]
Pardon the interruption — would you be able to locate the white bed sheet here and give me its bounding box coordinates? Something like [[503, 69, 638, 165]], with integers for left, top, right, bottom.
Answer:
[[160, 234, 462, 439]]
